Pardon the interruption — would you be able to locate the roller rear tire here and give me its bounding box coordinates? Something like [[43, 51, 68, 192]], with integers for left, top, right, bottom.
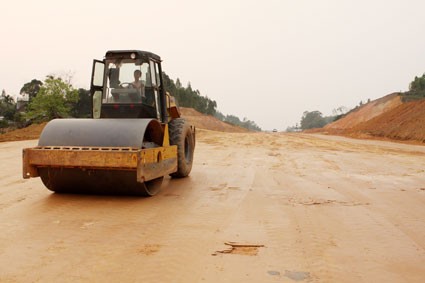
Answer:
[[169, 118, 195, 178]]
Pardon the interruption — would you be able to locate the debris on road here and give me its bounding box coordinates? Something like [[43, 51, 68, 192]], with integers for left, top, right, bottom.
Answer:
[[212, 242, 265, 256]]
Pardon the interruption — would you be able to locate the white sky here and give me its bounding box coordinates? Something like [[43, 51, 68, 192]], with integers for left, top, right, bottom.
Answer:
[[1, 0, 424, 130]]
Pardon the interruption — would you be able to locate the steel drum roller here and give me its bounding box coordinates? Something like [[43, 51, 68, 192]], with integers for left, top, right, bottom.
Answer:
[[37, 118, 164, 196]]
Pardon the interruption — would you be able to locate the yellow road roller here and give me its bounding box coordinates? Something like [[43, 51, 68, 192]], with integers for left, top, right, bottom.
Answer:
[[23, 50, 195, 196]]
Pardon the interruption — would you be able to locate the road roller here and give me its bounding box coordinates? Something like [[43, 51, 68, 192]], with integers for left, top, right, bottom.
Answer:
[[22, 50, 195, 196]]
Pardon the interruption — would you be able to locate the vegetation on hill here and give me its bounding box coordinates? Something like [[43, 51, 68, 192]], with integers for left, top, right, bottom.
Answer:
[[214, 112, 262, 131], [0, 90, 17, 128], [162, 73, 217, 115], [401, 73, 425, 102]]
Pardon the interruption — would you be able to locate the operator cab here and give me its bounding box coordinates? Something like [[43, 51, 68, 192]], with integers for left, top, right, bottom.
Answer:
[[107, 62, 147, 104], [90, 50, 167, 122]]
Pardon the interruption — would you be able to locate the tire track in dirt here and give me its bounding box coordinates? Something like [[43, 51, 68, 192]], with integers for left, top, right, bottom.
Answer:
[[294, 138, 425, 282], [265, 176, 352, 282], [258, 171, 319, 282], [313, 139, 425, 254], [264, 138, 356, 283]]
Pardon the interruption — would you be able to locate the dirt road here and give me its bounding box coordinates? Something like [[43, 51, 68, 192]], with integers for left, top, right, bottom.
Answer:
[[1, 130, 425, 282]]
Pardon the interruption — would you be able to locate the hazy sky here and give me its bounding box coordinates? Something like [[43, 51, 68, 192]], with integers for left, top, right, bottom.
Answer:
[[1, 0, 424, 130]]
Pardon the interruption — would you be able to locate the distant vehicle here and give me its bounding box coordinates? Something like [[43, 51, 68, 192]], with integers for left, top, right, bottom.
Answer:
[[272, 129, 278, 132]]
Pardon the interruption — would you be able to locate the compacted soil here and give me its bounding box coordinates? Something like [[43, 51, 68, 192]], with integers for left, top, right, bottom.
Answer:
[[1, 130, 425, 282]]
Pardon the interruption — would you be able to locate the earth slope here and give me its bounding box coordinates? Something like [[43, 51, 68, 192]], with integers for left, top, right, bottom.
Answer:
[[325, 93, 402, 130], [350, 99, 425, 142], [179, 107, 247, 133], [323, 93, 425, 143]]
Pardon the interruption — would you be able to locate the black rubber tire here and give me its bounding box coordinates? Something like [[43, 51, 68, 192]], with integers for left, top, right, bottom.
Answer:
[[169, 118, 195, 178], [39, 168, 163, 196]]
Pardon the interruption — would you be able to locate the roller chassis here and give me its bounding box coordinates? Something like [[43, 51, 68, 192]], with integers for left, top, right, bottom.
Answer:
[[23, 144, 178, 183]]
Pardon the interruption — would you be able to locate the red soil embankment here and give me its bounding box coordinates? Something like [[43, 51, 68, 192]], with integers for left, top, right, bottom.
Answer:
[[348, 99, 425, 142], [319, 92, 425, 143], [325, 93, 402, 130], [0, 123, 47, 142], [180, 107, 247, 133]]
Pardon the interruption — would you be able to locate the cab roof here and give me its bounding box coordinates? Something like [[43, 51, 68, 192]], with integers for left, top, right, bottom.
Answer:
[[105, 50, 161, 62]]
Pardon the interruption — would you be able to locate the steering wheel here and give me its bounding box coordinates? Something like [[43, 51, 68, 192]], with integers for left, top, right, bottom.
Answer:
[[119, 82, 133, 88]]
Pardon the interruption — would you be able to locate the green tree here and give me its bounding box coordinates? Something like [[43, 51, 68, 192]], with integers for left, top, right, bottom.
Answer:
[[162, 72, 217, 115], [71, 88, 91, 118], [224, 114, 241, 125], [175, 78, 182, 89], [0, 89, 17, 126], [205, 98, 217, 115], [300, 111, 326, 130], [214, 111, 225, 121], [222, 114, 261, 131], [241, 117, 262, 131], [20, 79, 43, 101], [25, 76, 79, 122], [409, 74, 425, 91], [399, 72, 425, 101], [1, 89, 15, 106]]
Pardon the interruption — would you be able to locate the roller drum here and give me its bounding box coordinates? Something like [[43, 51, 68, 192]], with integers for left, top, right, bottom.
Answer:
[[38, 119, 158, 147], [37, 118, 164, 196]]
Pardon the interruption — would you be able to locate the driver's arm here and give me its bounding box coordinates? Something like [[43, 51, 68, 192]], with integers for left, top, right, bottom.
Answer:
[[140, 84, 145, 97]]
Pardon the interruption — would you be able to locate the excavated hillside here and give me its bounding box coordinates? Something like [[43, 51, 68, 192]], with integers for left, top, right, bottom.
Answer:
[[322, 93, 425, 143], [325, 93, 402, 130], [349, 99, 425, 142], [0, 107, 246, 142]]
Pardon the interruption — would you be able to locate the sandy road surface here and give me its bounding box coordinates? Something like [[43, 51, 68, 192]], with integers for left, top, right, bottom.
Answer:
[[1, 131, 425, 282]]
